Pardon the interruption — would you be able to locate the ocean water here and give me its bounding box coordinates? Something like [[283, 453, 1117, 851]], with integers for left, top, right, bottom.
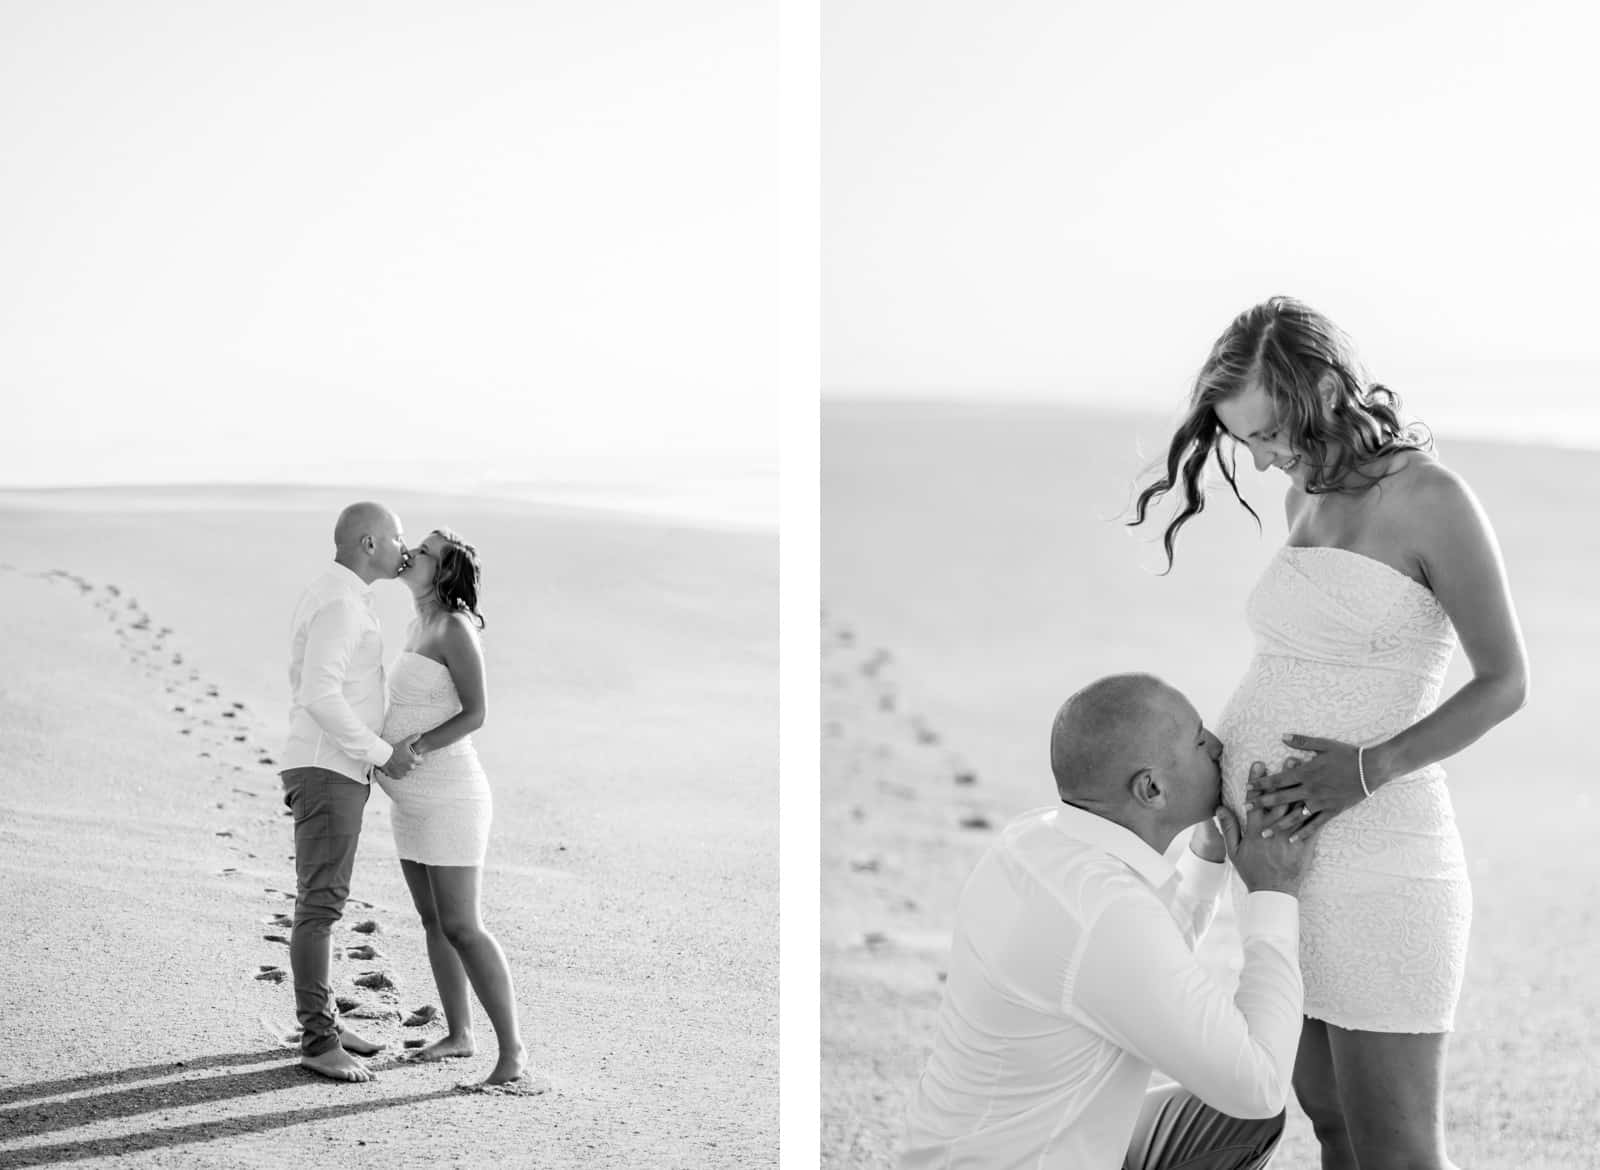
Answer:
[[832, 365, 1600, 454], [477, 459, 778, 532], [0, 452, 779, 534]]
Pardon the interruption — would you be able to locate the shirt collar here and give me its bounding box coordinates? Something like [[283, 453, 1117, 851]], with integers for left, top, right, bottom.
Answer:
[[1045, 803, 1176, 891], [327, 560, 375, 597]]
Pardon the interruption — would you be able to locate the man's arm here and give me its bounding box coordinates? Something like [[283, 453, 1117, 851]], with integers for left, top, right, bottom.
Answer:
[[1169, 832, 1228, 946], [1069, 888, 1302, 1119], [299, 600, 393, 768]]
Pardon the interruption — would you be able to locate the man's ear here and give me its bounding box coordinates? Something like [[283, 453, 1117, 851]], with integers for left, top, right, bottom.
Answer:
[[1130, 768, 1167, 810]]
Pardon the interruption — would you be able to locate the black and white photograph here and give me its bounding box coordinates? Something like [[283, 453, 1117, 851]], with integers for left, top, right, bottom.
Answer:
[[823, 3, 1598, 1168], [0, 3, 776, 1166]]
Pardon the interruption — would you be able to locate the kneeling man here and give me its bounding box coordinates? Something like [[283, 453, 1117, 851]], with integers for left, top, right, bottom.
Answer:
[[902, 673, 1316, 1170]]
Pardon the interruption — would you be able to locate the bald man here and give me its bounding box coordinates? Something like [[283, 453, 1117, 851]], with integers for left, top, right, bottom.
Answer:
[[280, 502, 420, 1082], [901, 673, 1319, 1170]]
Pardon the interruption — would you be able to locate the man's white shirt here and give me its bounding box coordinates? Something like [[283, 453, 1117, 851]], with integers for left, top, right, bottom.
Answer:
[[901, 805, 1302, 1170], [282, 562, 393, 783]]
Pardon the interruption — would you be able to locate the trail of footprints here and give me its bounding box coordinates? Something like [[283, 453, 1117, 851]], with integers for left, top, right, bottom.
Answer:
[[35, 567, 445, 1054], [822, 604, 991, 968]]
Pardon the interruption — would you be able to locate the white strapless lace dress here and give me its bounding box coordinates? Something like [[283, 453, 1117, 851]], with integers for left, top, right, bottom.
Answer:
[[375, 651, 492, 866], [1214, 546, 1470, 1033]]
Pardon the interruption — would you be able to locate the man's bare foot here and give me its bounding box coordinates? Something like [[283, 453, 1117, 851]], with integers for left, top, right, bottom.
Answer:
[[300, 1047, 375, 1083], [339, 1028, 384, 1057], [410, 1034, 475, 1062], [484, 1045, 528, 1085]]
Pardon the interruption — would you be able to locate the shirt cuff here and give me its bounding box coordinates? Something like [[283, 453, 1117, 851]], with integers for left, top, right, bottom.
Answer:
[[1240, 890, 1300, 946], [1174, 849, 1228, 903], [366, 740, 395, 768]]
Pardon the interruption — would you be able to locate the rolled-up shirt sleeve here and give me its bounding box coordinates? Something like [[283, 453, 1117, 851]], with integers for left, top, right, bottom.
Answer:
[[1067, 889, 1302, 1119], [298, 600, 393, 767]]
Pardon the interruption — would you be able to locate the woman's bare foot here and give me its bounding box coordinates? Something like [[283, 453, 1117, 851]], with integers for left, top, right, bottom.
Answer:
[[339, 1028, 384, 1057], [484, 1044, 528, 1085], [301, 1047, 375, 1082], [411, 1034, 476, 1062]]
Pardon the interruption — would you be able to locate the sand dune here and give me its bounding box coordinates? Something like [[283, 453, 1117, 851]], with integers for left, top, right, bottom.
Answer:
[[822, 400, 1599, 1170], [0, 488, 776, 1168]]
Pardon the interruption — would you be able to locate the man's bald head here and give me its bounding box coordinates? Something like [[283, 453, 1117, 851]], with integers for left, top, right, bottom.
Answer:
[[334, 502, 398, 553], [1050, 673, 1184, 803], [332, 501, 407, 583]]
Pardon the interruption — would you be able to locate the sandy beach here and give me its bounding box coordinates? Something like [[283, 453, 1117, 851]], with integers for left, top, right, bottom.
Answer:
[[822, 400, 1599, 1169], [0, 487, 776, 1168]]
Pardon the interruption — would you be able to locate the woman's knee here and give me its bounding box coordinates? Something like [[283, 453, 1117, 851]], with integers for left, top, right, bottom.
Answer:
[[440, 915, 486, 951], [1344, 1114, 1447, 1170]]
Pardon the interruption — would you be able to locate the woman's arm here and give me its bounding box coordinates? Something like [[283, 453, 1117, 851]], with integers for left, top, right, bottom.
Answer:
[[1250, 463, 1528, 837], [413, 615, 488, 755], [1364, 462, 1529, 781]]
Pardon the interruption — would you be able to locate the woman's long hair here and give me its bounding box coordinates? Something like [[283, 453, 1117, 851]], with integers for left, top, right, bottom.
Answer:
[[428, 528, 486, 629], [1129, 296, 1430, 570]]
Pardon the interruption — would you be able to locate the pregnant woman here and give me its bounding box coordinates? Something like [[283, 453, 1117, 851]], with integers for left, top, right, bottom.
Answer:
[[1130, 297, 1527, 1169], [376, 528, 544, 1092]]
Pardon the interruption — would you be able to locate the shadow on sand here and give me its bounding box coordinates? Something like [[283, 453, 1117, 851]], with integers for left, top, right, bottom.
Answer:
[[0, 1049, 455, 1167]]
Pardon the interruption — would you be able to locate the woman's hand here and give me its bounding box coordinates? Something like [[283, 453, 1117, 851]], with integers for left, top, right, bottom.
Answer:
[[1246, 734, 1369, 842]]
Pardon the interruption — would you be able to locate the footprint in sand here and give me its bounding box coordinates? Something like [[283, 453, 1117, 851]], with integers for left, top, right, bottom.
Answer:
[[351, 920, 380, 935], [958, 813, 993, 831], [264, 934, 290, 945], [346, 944, 382, 961], [256, 966, 287, 983], [456, 1074, 553, 1097], [354, 971, 395, 991]]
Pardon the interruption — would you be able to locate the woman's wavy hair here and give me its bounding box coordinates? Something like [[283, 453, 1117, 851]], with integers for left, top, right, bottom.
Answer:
[[428, 528, 485, 629], [1129, 296, 1431, 571]]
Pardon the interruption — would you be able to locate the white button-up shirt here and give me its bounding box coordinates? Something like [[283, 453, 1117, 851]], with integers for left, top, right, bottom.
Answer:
[[901, 805, 1302, 1170], [281, 562, 393, 783]]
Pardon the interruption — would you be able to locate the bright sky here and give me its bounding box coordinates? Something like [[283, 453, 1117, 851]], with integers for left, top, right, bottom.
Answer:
[[1, 1, 775, 490], [824, 0, 1600, 434]]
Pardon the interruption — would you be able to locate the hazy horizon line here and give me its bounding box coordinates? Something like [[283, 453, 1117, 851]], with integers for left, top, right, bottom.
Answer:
[[0, 477, 778, 534], [822, 389, 1600, 456]]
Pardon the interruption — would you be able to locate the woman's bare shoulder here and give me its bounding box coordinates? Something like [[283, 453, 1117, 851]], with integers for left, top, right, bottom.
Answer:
[[1382, 450, 1484, 538]]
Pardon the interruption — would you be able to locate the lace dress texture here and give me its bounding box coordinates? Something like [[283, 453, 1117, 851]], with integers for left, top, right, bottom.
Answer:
[[1214, 546, 1470, 1033], [375, 651, 493, 866]]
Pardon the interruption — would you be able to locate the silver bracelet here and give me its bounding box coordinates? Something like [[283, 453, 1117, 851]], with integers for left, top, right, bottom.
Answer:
[[1357, 746, 1373, 798]]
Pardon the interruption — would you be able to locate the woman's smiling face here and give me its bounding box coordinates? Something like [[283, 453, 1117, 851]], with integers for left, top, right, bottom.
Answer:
[[1214, 381, 1306, 484], [404, 531, 445, 593]]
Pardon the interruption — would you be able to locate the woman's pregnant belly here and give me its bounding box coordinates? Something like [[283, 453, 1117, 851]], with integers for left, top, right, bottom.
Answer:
[[1215, 654, 1462, 877]]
